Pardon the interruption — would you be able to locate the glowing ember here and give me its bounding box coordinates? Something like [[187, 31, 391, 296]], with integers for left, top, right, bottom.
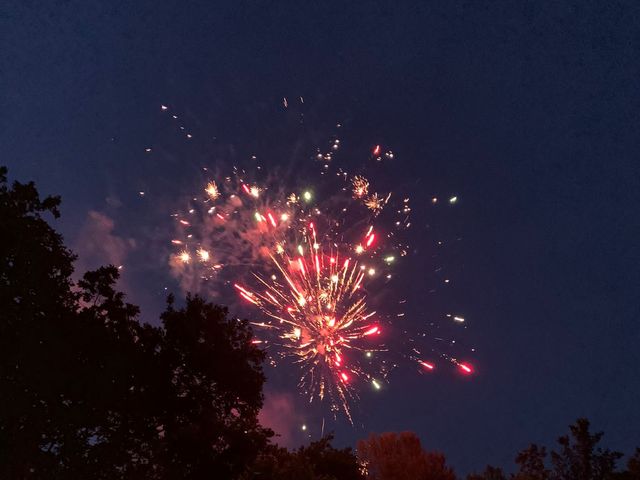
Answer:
[[205, 181, 220, 200], [197, 248, 210, 262], [178, 250, 191, 264], [420, 361, 435, 370], [352, 175, 369, 199], [459, 363, 472, 374], [364, 193, 384, 214]]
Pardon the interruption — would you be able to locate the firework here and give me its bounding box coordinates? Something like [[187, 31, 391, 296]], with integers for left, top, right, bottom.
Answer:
[[205, 181, 220, 200], [197, 248, 210, 262], [233, 223, 386, 420], [164, 116, 473, 420], [364, 193, 384, 214], [170, 155, 411, 418], [352, 175, 369, 199]]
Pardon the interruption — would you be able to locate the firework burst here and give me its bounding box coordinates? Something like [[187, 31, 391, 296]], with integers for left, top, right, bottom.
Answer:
[[161, 109, 473, 420], [352, 175, 369, 199], [170, 157, 409, 418], [205, 181, 220, 200], [233, 223, 384, 420]]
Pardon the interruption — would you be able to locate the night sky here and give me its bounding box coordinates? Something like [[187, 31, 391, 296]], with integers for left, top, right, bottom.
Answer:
[[3, 1, 640, 474]]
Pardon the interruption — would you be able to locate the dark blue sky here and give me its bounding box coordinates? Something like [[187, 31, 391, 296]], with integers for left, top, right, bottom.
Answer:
[[3, 1, 640, 474]]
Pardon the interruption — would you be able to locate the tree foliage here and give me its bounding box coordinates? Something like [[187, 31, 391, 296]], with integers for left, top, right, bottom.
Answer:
[[247, 435, 363, 480], [157, 295, 271, 478], [357, 432, 456, 480], [627, 449, 640, 479], [467, 466, 507, 480], [469, 419, 633, 480], [549, 418, 623, 480], [0, 167, 271, 479], [507, 419, 628, 480], [513, 444, 550, 480]]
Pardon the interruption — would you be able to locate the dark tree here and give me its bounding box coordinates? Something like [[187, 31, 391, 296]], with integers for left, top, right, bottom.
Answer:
[[627, 449, 640, 479], [467, 466, 507, 480], [609, 448, 640, 480], [156, 295, 272, 478], [357, 432, 456, 480], [0, 165, 82, 477], [298, 435, 363, 480], [0, 167, 271, 479], [514, 444, 550, 480], [248, 443, 317, 480], [247, 435, 363, 480], [66, 266, 163, 478], [550, 418, 623, 480]]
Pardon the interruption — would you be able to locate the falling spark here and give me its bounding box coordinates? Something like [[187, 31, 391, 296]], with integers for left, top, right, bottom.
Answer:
[[459, 363, 472, 374], [366, 233, 376, 248], [363, 326, 379, 336], [420, 361, 435, 370]]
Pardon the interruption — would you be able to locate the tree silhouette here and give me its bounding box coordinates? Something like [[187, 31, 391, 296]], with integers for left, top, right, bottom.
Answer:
[[514, 444, 550, 480], [1, 165, 84, 477], [549, 418, 622, 480], [0, 167, 271, 478], [156, 295, 272, 478], [627, 449, 640, 479], [357, 432, 455, 480], [467, 465, 507, 480], [508, 419, 626, 480], [247, 435, 363, 480]]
